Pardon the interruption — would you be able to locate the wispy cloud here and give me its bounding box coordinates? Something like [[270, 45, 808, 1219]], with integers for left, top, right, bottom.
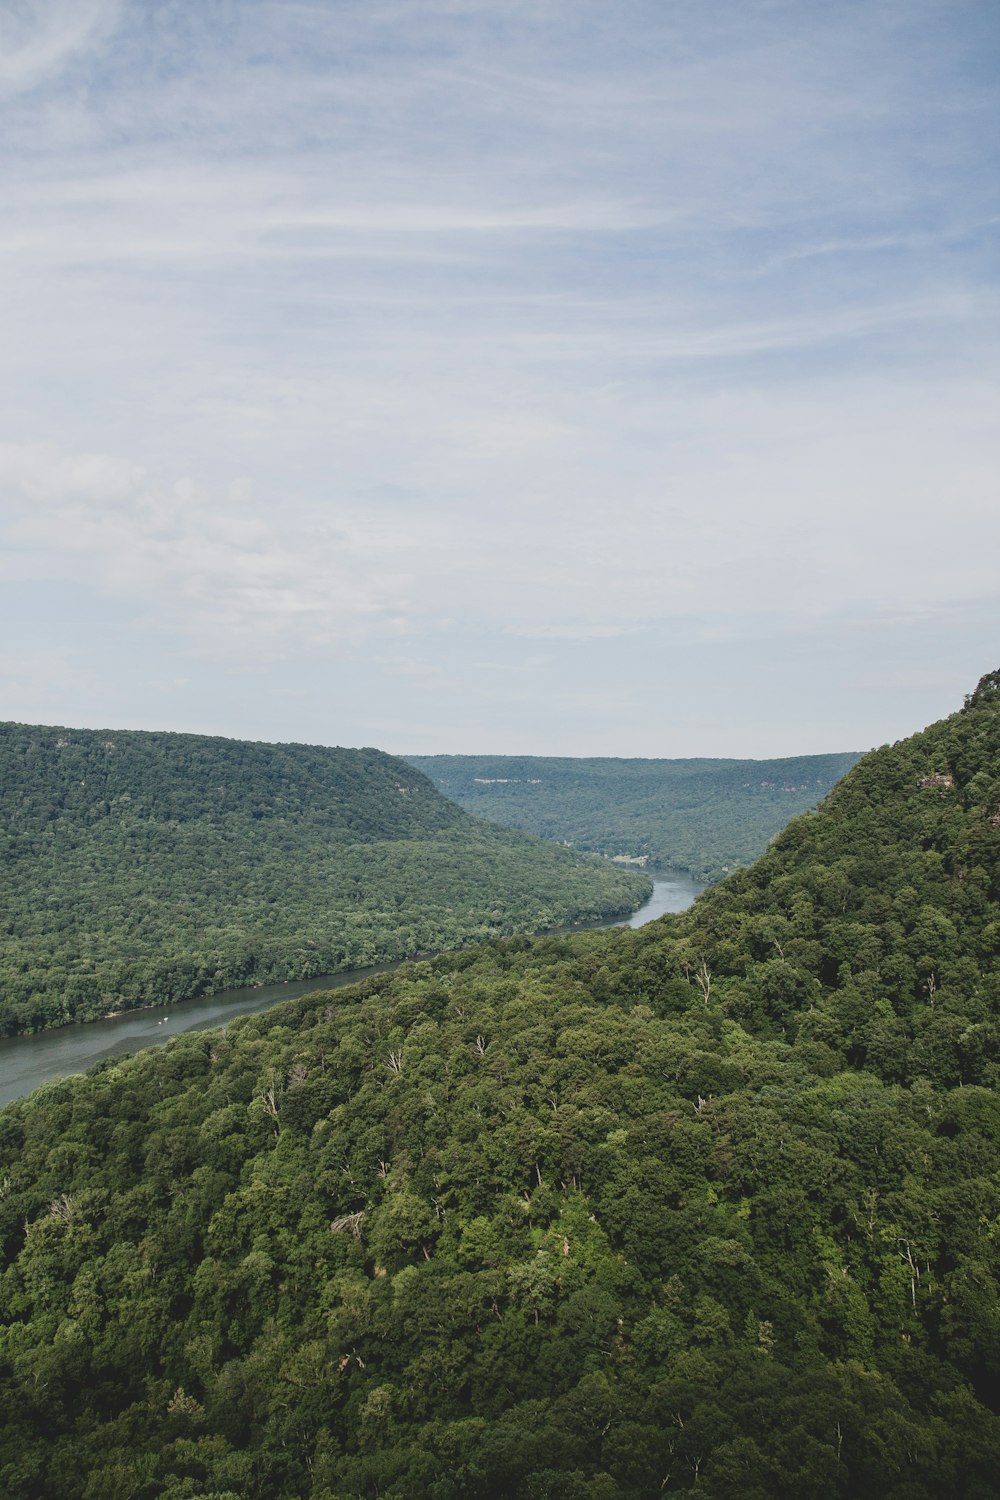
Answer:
[[0, 0, 997, 751], [0, 444, 415, 657], [0, 0, 123, 95]]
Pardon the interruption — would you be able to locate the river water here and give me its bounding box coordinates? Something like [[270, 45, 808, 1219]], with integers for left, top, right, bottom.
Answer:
[[0, 873, 700, 1107]]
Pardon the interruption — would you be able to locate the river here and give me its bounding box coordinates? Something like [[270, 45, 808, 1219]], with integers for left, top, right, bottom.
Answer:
[[0, 873, 700, 1107]]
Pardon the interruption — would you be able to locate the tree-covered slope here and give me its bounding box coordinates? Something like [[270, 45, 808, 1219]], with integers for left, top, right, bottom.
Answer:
[[684, 667, 1000, 1041], [405, 751, 861, 883], [1, 679, 999, 1497], [0, 723, 650, 1035]]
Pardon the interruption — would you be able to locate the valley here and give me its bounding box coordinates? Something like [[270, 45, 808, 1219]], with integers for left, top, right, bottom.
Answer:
[[0, 875, 701, 1107], [0, 724, 650, 1037], [407, 750, 861, 884], [1, 677, 998, 1496], [3, 5, 988, 1495]]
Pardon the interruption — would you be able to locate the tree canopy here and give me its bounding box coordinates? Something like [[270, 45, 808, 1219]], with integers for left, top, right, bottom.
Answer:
[[0, 680, 999, 1495], [0, 723, 649, 1035], [406, 750, 861, 883]]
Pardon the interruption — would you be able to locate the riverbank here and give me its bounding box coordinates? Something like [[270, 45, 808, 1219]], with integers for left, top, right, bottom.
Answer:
[[0, 875, 700, 1107]]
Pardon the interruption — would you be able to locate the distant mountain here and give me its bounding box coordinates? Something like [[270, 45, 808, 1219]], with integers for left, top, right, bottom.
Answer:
[[406, 750, 861, 882], [0, 723, 650, 1034], [1, 682, 999, 1495]]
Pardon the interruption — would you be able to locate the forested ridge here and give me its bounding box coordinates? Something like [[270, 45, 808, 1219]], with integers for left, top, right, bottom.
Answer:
[[0, 724, 650, 1036], [406, 751, 861, 883], [0, 677, 999, 1496]]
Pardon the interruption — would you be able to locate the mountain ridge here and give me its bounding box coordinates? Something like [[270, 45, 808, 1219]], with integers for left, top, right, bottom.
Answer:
[[0, 721, 650, 1035]]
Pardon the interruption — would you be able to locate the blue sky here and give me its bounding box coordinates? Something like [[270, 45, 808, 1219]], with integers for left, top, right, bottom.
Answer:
[[1, 0, 997, 755]]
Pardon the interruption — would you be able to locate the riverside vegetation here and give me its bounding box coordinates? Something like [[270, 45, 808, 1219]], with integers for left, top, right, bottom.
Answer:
[[406, 751, 861, 885], [0, 725, 650, 1037], [0, 675, 999, 1496]]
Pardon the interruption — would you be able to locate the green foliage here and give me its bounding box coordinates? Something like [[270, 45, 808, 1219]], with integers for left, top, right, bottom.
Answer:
[[0, 724, 650, 1035], [406, 751, 860, 883], [1, 682, 999, 1495]]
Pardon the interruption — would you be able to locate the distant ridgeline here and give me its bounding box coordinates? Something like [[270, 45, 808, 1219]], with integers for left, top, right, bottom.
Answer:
[[406, 750, 862, 883], [0, 724, 650, 1035], [0, 677, 999, 1496]]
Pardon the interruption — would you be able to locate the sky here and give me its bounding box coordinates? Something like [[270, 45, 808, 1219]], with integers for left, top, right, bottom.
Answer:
[[1, 0, 997, 757]]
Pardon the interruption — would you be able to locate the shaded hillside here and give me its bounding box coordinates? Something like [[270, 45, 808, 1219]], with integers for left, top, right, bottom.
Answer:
[[683, 666, 1000, 1040], [0, 723, 650, 1035], [406, 751, 861, 883], [0, 679, 999, 1497]]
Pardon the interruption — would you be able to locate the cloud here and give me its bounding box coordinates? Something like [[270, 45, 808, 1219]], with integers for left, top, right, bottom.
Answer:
[[9, 338, 996, 671], [0, 443, 415, 658], [0, 0, 122, 95], [0, 1, 996, 749], [503, 624, 640, 641]]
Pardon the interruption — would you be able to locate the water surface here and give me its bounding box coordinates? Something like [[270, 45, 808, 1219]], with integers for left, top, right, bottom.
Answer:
[[0, 873, 700, 1107]]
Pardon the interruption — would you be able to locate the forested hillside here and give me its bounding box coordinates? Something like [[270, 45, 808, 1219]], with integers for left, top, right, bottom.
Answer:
[[406, 751, 861, 883], [0, 724, 650, 1035], [0, 678, 998, 1497]]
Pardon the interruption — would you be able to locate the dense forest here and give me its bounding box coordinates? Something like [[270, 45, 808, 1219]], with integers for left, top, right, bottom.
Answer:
[[406, 752, 861, 883], [0, 676, 998, 1497], [0, 725, 650, 1036]]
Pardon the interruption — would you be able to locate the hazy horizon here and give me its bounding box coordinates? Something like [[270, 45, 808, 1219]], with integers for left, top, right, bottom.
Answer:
[[1, 716, 867, 762]]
